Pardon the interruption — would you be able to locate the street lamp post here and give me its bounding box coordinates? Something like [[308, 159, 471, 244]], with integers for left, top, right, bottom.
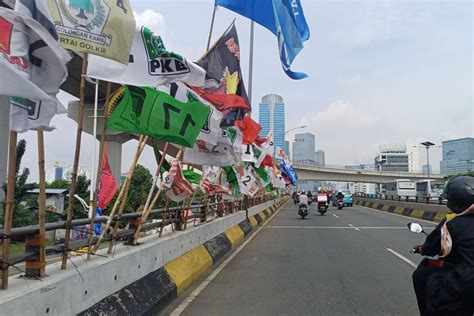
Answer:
[[378, 157, 386, 198], [421, 141, 435, 179], [284, 125, 307, 136]]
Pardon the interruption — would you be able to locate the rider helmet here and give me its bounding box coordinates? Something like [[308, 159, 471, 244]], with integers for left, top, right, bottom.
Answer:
[[442, 176, 474, 213]]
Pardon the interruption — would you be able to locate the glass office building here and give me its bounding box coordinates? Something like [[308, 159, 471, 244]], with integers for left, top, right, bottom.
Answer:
[[440, 137, 474, 175], [259, 94, 285, 156], [293, 133, 316, 164]]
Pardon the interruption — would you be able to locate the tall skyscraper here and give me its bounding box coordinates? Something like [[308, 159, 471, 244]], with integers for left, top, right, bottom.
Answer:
[[440, 137, 474, 174], [292, 133, 315, 164], [259, 94, 285, 156], [315, 150, 325, 166]]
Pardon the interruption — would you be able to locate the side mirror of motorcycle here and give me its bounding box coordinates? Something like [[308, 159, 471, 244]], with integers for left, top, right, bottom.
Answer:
[[407, 223, 427, 235]]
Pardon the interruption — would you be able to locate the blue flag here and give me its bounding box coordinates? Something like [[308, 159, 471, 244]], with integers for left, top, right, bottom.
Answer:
[[215, 0, 310, 79], [278, 162, 298, 185]]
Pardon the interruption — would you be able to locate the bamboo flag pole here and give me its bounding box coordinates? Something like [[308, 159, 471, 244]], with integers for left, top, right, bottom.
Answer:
[[88, 78, 100, 218], [206, 5, 218, 51], [37, 129, 46, 277], [61, 53, 88, 270], [86, 82, 112, 260], [132, 142, 169, 244], [1, 131, 17, 289], [107, 135, 148, 254], [93, 135, 147, 254]]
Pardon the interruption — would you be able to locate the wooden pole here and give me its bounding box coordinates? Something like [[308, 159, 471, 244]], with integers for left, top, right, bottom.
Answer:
[[206, 5, 218, 51], [61, 53, 88, 269], [106, 135, 147, 254], [1, 131, 17, 289], [87, 82, 112, 260], [92, 135, 147, 253], [132, 142, 169, 244], [37, 129, 46, 277]]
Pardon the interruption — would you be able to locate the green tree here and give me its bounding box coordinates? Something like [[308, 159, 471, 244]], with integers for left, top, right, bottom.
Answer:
[[1, 139, 38, 227], [125, 164, 153, 213], [444, 171, 474, 181]]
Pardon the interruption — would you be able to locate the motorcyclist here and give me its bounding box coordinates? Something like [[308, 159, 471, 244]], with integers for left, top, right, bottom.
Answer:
[[299, 192, 309, 209], [336, 191, 344, 203], [307, 191, 313, 204], [412, 176, 474, 315]]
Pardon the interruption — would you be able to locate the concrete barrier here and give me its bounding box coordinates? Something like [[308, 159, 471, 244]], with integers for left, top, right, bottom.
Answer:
[[354, 197, 449, 223], [0, 198, 289, 315]]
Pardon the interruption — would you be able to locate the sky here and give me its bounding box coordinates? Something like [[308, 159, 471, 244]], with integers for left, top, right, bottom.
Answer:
[[15, 0, 473, 181]]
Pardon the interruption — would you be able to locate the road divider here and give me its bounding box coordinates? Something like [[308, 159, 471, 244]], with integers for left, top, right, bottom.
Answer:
[[354, 198, 449, 223], [81, 197, 289, 315]]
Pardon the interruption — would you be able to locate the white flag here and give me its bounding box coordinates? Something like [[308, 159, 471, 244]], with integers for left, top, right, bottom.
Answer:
[[87, 25, 205, 87], [238, 165, 259, 197], [183, 140, 235, 167], [0, 8, 70, 101], [241, 144, 257, 164], [10, 97, 66, 133], [158, 82, 222, 145]]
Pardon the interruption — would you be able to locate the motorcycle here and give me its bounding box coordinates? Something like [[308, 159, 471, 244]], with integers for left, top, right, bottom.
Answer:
[[337, 199, 344, 210], [408, 222, 444, 268], [298, 204, 309, 219], [318, 202, 328, 215]]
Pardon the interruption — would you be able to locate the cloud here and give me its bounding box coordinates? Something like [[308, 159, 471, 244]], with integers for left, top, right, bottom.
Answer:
[[300, 100, 379, 130], [339, 75, 361, 87], [288, 101, 387, 165], [133, 9, 166, 34]]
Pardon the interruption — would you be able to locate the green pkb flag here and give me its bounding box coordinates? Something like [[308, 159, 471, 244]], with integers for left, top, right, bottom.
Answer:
[[153, 145, 171, 174], [183, 170, 201, 185], [223, 166, 239, 190], [253, 166, 269, 183], [107, 86, 211, 147]]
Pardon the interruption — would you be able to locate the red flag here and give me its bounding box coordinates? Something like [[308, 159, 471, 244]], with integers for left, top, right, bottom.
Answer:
[[97, 146, 118, 209], [234, 115, 261, 144], [260, 155, 274, 168], [191, 87, 249, 111]]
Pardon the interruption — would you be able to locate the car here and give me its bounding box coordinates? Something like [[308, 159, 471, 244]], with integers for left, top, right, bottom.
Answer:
[[332, 190, 353, 207]]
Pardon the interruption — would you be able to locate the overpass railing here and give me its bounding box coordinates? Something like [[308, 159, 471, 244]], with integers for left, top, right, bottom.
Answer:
[[354, 193, 446, 205], [0, 194, 280, 290]]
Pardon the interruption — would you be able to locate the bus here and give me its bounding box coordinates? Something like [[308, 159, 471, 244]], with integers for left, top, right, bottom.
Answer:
[[384, 179, 416, 200], [416, 179, 445, 202]]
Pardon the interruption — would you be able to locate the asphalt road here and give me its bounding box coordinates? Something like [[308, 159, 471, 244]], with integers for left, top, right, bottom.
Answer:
[[168, 202, 436, 316]]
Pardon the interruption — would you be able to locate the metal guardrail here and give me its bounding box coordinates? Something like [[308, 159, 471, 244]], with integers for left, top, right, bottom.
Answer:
[[0, 195, 281, 286], [355, 194, 446, 205]]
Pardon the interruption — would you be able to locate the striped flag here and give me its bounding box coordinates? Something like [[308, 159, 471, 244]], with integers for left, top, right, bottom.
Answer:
[[163, 158, 195, 202], [200, 166, 232, 197]]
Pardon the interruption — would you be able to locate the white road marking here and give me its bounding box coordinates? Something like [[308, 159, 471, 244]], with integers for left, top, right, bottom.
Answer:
[[356, 204, 440, 225], [332, 214, 339, 218], [348, 224, 360, 231], [266, 226, 353, 229], [170, 203, 286, 316], [386, 248, 418, 268], [265, 226, 435, 230]]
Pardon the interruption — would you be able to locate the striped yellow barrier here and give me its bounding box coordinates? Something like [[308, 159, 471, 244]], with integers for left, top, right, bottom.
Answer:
[[225, 225, 245, 248], [164, 245, 213, 294]]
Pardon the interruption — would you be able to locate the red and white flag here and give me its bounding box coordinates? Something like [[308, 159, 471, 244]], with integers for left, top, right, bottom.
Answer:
[[163, 158, 195, 202], [97, 145, 119, 210]]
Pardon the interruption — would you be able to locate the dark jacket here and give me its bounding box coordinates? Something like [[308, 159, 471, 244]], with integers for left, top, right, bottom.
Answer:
[[421, 214, 474, 315]]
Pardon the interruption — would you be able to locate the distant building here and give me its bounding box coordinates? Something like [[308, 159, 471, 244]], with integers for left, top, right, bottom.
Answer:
[[284, 141, 290, 157], [315, 150, 325, 166], [292, 133, 315, 164], [407, 145, 421, 173], [422, 164, 432, 175], [344, 164, 376, 170], [259, 94, 285, 156], [54, 166, 63, 181], [440, 137, 474, 174], [375, 144, 411, 172]]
